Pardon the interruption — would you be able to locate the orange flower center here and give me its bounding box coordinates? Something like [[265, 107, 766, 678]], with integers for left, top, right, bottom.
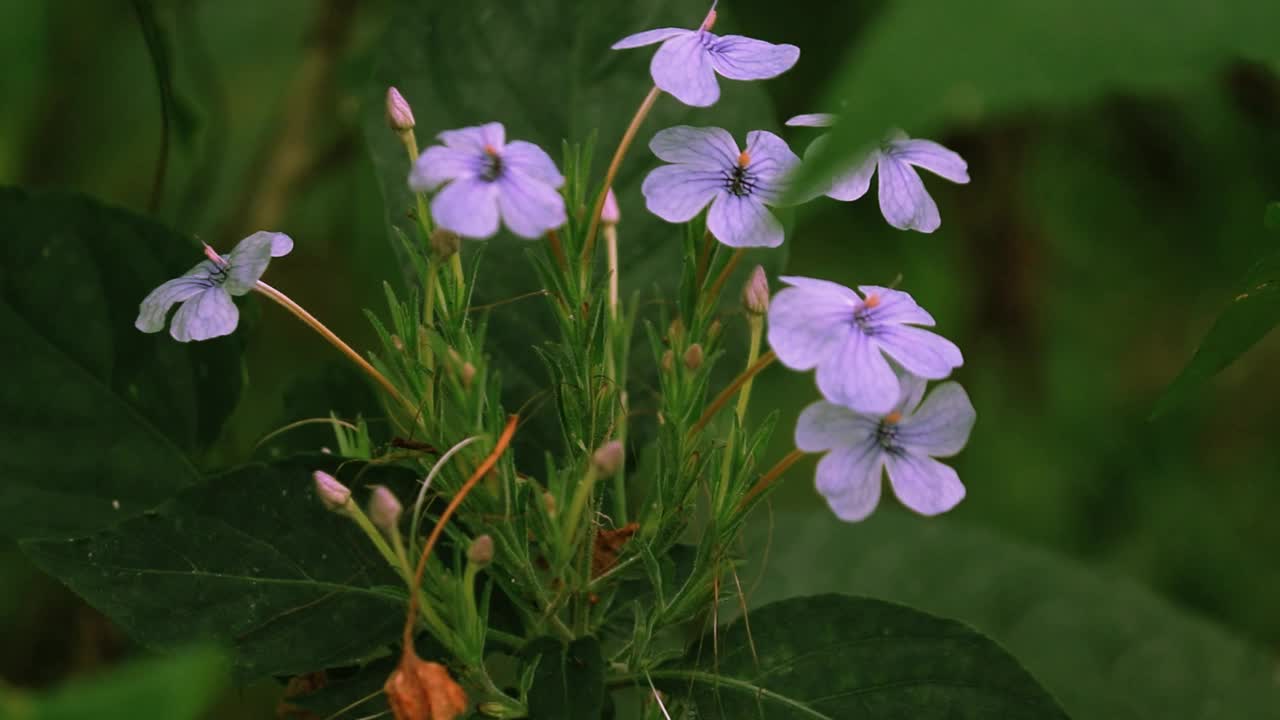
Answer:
[[737, 150, 751, 167], [863, 293, 881, 309], [883, 411, 902, 425]]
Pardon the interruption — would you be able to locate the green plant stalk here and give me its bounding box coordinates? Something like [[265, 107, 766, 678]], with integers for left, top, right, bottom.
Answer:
[[714, 316, 763, 515], [562, 465, 600, 550], [604, 222, 629, 523]]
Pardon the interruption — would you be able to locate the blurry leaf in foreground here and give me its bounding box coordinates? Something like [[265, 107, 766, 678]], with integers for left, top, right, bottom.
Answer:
[[791, 0, 1280, 197], [1152, 244, 1280, 417], [748, 510, 1280, 720], [0, 646, 226, 720], [1265, 201, 1280, 231]]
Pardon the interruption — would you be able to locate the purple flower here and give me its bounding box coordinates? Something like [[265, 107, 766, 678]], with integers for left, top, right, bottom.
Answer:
[[767, 276, 962, 414], [612, 6, 799, 107], [796, 372, 975, 522], [409, 122, 566, 240], [641, 126, 800, 248], [787, 115, 969, 233], [135, 231, 293, 342]]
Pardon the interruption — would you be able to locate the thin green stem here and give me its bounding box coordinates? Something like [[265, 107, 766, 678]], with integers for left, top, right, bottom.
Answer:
[[563, 465, 600, 548], [688, 350, 777, 439], [581, 86, 661, 265]]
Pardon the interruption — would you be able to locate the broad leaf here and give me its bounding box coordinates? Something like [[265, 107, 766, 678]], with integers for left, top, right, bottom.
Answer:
[[655, 593, 1067, 719], [22, 455, 416, 682], [0, 187, 244, 539], [748, 511, 1280, 720], [523, 636, 605, 720]]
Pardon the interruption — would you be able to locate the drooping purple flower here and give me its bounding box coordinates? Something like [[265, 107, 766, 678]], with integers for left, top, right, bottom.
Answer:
[[767, 276, 962, 414], [409, 122, 566, 240], [641, 126, 800, 248], [135, 231, 293, 342], [787, 114, 969, 233], [796, 372, 975, 522], [612, 5, 799, 107]]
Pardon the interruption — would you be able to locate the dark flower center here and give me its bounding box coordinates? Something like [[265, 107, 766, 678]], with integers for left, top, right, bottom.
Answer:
[[478, 145, 504, 182], [723, 163, 757, 197], [876, 411, 903, 452], [850, 293, 881, 334]]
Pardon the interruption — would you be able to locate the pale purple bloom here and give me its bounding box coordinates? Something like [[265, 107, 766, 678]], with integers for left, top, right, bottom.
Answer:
[[641, 126, 800, 248], [786, 114, 969, 233], [767, 276, 962, 414], [409, 122, 566, 240], [135, 231, 293, 342], [611, 5, 799, 107], [797, 372, 975, 522]]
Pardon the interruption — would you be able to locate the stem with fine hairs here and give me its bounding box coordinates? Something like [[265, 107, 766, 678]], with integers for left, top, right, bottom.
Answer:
[[688, 350, 777, 439], [738, 448, 806, 511], [581, 86, 661, 265]]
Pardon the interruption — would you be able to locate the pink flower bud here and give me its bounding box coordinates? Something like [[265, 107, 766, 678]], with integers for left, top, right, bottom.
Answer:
[[683, 343, 704, 371], [385, 87, 415, 132], [313, 470, 351, 511], [368, 485, 402, 532], [601, 188, 620, 225], [467, 535, 495, 566], [742, 265, 770, 315], [592, 440, 624, 475]]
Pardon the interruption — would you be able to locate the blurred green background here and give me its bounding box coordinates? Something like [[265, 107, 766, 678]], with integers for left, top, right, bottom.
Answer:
[[2, 0, 1278, 717]]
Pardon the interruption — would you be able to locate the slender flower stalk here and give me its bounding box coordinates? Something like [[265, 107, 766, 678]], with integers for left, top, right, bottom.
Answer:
[[689, 349, 776, 438], [581, 85, 661, 265], [737, 448, 805, 511]]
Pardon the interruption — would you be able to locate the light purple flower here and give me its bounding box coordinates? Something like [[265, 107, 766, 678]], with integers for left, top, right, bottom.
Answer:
[[641, 126, 800, 248], [767, 276, 962, 414], [409, 122, 566, 240], [796, 372, 975, 522], [612, 5, 799, 107], [135, 231, 293, 342], [786, 114, 969, 233]]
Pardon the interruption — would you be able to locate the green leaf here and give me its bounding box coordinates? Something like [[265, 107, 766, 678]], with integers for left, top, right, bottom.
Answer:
[[523, 636, 606, 720], [748, 511, 1280, 720], [1151, 245, 1280, 416], [21, 455, 417, 682], [1264, 201, 1280, 231], [793, 0, 1280, 194], [655, 593, 1067, 719], [0, 646, 227, 720], [0, 187, 244, 539]]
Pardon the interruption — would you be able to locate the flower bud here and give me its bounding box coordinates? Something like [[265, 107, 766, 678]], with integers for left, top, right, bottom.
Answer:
[[430, 228, 461, 259], [707, 318, 723, 342], [742, 265, 769, 315], [467, 535, 495, 566], [592, 440, 624, 475], [313, 470, 351, 511], [601, 188, 620, 225], [460, 362, 476, 389], [385, 87, 415, 132], [666, 317, 685, 344], [542, 491, 557, 518], [368, 485, 402, 533], [391, 334, 405, 352], [683, 343, 704, 371], [661, 349, 674, 372]]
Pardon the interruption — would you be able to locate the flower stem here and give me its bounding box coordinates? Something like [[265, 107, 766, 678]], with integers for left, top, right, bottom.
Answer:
[[704, 248, 745, 310], [253, 281, 420, 420], [604, 222, 628, 523], [715, 316, 763, 514], [738, 448, 805, 511], [581, 85, 661, 265], [688, 350, 776, 439], [562, 464, 600, 549]]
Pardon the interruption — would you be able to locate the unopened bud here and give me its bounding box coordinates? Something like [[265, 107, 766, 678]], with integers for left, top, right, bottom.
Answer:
[[543, 491, 557, 518], [467, 535, 495, 566], [742, 265, 770, 315], [707, 318, 723, 342], [385, 87, 415, 132], [460, 362, 476, 388], [391, 334, 405, 351], [601, 188, 620, 225], [368, 485, 402, 532], [661, 349, 674, 372], [430, 228, 461, 259], [592, 440, 624, 475], [683, 343, 704, 371], [313, 470, 351, 511], [667, 317, 685, 344]]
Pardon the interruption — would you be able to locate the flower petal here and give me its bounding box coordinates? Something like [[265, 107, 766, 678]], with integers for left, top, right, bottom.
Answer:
[[893, 370, 930, 417], [135, 271, 214, 333], [706, 35, 799, 80], [496, 169, 567, 239], [224, 232, 278, 295], [767, 283, 858, 371], [640, 165, 722, 223], [877, 155, 940, 232], [827, 150, 878, 202], [651, 33, 719, 107], [897, 381, 976, 457], [743, 130, 800, 203], [431, 177, 501, 239], [816, 328, 899, 414], [169, 287, 238, 342], [795, 400, 876, 452], [786, 113, 835, 127], [410, 146, 474, 192], [611, 27, 690, 49], [706, 193, 784, 248], [815, 443, 885, 523], [502, 140, 564, 187], [884, 452, 965, 516], [777, 275, 862, 300], [649, 125, 739, 169], [890, 138, 970, 184], [857, 285, 936, 326], [872, 324, 963, 379], [438, 122, 505, 153]]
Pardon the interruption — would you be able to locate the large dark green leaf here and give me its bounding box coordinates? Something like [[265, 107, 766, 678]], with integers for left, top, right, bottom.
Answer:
[[747, 511, 1280, 720], [0, 646, 227, 720], [523, 636, 605, 720], [0, 187, 244, 539], [793, 0, 1280, 193], [22, 455, 416, 682], [1152, 244, 1280, 416], [654, 593, 1067, 719]]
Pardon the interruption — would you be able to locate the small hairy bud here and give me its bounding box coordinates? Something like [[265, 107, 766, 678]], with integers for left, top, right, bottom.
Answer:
[[368, 485, 402, 533], [683, 343, 704, 371], [391, 334, 405, 351], [542, 491, 557, 518], [707, 318, 723, 341], [385, 87, 416, 132], [384, 649, 468, 720], [601, 188, 620, 225], [467, 535, 495, 566], [430, 228, 461, 259], [460, 362, 476, 389], [742, 265, 770, 315], [661, 349, 674, 372], [666, 317, 685, 344], [313, 471, 351, 511], [592, 440, 624, 475]]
